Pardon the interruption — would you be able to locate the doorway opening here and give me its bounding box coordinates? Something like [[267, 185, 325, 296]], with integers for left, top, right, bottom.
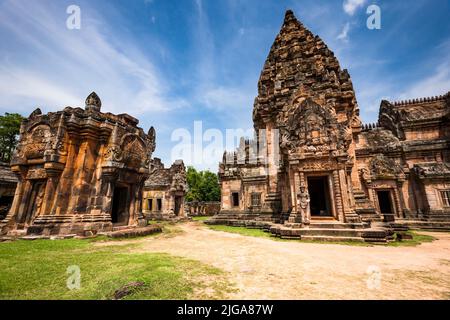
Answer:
[[232, 192, 239, 207], [377, 191, 393, 214], [307, 176, 332, 217], [174, 196, 183, 216], [111, 186, 129, 225], [147, 199, 153, 211], [156, 198, 162, 211]]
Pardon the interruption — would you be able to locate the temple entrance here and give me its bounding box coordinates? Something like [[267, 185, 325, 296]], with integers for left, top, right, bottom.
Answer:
[[377, 191, 393, 214], [111, 186, 130, 225], [174, 196, 183, 216], [307, 176, 332, 217]]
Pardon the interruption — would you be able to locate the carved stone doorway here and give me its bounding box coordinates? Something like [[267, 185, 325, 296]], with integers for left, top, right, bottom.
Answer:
[[307, 176, 332, 217], [111, 186, 130, 225]]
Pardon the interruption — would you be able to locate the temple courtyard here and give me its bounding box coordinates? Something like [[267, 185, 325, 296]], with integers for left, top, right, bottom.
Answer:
[[1, 221, 449, 300]]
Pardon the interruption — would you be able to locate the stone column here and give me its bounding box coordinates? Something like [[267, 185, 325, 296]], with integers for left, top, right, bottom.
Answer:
[[40, 175, 59, 216], [393, 182, 404, 219], [332, 170, 345, 222]]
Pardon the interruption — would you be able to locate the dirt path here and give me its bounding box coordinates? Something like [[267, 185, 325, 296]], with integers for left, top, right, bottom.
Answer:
[[104, 222, 450, 300]]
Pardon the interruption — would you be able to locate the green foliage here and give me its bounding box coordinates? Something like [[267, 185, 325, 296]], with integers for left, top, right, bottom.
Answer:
[[0, 113, 24, 162], [185, 166, 220, 202]]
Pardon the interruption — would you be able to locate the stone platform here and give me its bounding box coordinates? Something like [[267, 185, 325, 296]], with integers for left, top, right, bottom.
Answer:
[[205, 216, 394, 243]]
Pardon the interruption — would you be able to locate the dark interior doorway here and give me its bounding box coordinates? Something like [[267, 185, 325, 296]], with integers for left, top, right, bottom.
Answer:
[[307, 176, 332, 217], [0, 196, 14, 220], [377, 191, 393, 214], [174, 196, 183, 216], [111, 186, 129, 225], [148, 199, 153, 211], [156, 198, 162, 211], [232, 192, 239, 207]]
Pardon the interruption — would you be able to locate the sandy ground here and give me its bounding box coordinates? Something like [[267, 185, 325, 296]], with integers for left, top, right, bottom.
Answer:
[[102, 222, 450, 300]]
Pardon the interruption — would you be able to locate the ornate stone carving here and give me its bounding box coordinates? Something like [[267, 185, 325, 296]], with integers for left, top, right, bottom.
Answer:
[[280, 98, 352, 157], [297, 185, 311, 225], [85, 92, 102, 112], [369, 154, 404, 179]]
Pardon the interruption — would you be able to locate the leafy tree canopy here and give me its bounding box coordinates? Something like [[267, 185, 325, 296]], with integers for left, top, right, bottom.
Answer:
[[185, 166, 221, 202], [0, 113, 24, 163]]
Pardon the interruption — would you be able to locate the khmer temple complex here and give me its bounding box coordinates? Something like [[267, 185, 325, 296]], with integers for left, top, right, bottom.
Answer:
[[0, 92, 156, 237], [210, 11, 450, 242]]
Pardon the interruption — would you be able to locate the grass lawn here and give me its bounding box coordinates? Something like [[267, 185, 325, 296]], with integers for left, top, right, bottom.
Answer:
[[0, 237, 232, 300], [205, 224, 436, 247], [191, 216, 212, 222]]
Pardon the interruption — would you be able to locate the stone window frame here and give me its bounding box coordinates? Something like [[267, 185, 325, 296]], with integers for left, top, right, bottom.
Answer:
[[439, 190, 450, 207], [156, 198, 163, 211], [250, 192, 262, 208], [147, 198, 153, 211]]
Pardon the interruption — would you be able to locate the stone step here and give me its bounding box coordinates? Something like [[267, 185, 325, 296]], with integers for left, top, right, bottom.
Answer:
[[299, 235, 365, 243], [395, 221, 450, 231], [272, 227, 365, 238], [106, 225, 162, 238], [309, 222, 369, 230]]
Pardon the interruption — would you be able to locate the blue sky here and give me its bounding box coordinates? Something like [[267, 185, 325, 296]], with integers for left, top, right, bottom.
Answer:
[[0, 0, 449, 170]]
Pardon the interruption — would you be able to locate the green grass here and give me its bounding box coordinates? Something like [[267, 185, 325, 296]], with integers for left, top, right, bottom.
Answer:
[[191, 216, 212, 222], [205, 224, 436, 247], [385, 231, 435, 247], [207, 224, 275, 239], [0, 238, 232, 300]]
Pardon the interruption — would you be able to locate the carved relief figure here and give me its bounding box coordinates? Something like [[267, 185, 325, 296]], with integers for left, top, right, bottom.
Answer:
[[297, 185, 311, 225]]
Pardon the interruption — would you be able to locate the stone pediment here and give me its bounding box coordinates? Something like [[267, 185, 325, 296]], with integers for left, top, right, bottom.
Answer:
[[369, 154, 404, 179], [280, 98, 352, 157], [362, 128, 401, 152], [414, 162, 450, 179]]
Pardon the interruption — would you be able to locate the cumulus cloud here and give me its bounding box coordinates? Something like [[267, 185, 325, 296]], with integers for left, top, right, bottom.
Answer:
[[343, 0, 367, 16]]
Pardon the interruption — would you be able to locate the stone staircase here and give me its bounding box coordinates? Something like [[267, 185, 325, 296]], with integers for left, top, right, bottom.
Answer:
[[206, 212, 393, 243], [393, 219, 450, 232], [270, 221, 391, 243]]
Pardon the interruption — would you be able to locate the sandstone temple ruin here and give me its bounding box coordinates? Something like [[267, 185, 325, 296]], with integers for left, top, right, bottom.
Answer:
[[143, 158, 187, 220], [0, 93, 156, 237], [210, 11, 450, 242]]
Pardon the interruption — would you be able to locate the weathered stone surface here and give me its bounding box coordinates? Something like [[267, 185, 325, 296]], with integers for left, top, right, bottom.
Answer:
[[106, 225, 162, 239], [186, 201, 220, 217], [0, 92, 156, 236]]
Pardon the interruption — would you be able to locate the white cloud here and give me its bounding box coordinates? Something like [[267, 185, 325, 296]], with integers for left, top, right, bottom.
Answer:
[[0, 0, 185, 116], [200, 87, 254, 111], [343, 0, 367, 16], [399, 61, 450, 99], [337, 23, 350, 42]]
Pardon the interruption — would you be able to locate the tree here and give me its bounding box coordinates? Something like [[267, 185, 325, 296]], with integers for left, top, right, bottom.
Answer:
[[0, 113, 24, 163], [185, 166, 221, 202]]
